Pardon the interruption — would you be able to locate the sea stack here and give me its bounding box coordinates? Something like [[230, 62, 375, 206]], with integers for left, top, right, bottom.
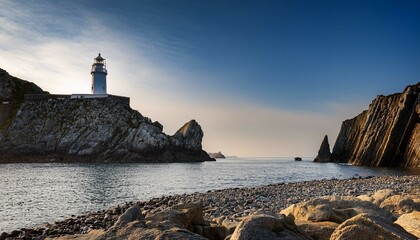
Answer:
[[314, 135, 332, 162]]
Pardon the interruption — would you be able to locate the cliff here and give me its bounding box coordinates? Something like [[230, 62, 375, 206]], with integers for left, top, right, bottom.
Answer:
[[0, 69, 213, 163], [332, 82, 420, 168]]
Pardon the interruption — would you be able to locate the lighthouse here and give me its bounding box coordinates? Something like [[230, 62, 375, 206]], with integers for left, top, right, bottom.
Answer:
[[91, 53, 107, 95]]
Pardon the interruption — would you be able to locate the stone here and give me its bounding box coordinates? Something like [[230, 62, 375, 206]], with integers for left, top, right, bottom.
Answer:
[[280, 196, 395, 224], [0, 232, 8, 240], [357, 188, 395, 205], [380, 194, 420, 214], [230, 211, 311, 240], [394, 211, 420, 238], [112, 206, 144, 228], [222, 219, 240, 234], [330, 214, 417, 240], [295, 220, 338, 240], [331, 82, 420, 167], [201, 224, 230, 240], [314, 135, 332, 162], [145, 202, 205, 230]]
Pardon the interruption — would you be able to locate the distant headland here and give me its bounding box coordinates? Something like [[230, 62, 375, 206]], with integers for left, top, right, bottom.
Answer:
[[0, 54, 214, 163]]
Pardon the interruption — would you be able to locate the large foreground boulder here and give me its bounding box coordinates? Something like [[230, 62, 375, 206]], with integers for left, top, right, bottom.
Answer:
[[280, 196, 395, 223], [395, 211, 420, 238], [230, 211, 311, 240], [295, 220, 338, 240], [48, 203, 208, 240], [145, 203, 206, 230], [330, 214, 417, 240], [379, 194, 420, 214]]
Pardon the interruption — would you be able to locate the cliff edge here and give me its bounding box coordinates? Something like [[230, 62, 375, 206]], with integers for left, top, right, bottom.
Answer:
[[332, 82, 419, 168], [0, 68, 213, 163]]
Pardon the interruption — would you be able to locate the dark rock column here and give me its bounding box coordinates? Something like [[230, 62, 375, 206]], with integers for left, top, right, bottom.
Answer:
[[314, 135, 332, 162]]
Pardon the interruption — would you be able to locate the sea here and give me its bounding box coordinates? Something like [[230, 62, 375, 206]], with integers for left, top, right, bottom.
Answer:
[[0, 157, 418, 232]]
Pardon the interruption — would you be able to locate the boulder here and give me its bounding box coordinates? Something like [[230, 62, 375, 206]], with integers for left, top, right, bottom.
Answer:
[[295, 220, 338, 240], [357, 189, 395, 205], [330, 214, 417, 240], [380, 194, 420, 214], [230, 211, 311, 240], [113, 206, 144, 228], [49, 203, 208, 240], [280, 196, 395, 223], [145, 202, 205, 230], [394, 211, 420, 238], [314, 135, 332, 162]]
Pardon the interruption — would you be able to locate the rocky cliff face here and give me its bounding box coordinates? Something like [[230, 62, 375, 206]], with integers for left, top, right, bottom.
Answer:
[[0, 69, 213, 163], [332, 83, 419, 168], [0, 68, 45, 101]]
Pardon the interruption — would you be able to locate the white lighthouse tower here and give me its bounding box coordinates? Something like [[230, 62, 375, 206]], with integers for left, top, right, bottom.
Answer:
[[91, 53, 107, 95]]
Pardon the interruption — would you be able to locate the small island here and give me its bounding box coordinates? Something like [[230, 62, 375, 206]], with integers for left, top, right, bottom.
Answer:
[[208, 151, 226, 159]]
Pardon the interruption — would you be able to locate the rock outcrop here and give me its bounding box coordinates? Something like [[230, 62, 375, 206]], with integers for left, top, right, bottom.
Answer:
[[0, 68, 46, 125], [332, 82, 420, 167], [0, 68, 213, 163], [314, 135, 332, 162], [208, 152, 226, 159], [0, 68, 45, 101]]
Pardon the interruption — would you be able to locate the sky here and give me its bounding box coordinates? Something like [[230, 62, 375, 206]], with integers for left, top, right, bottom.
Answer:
[[0, 0, 419, 157]]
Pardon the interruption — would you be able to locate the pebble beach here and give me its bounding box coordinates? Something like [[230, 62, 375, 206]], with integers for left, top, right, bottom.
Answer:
[[2, 175, 419, 239]]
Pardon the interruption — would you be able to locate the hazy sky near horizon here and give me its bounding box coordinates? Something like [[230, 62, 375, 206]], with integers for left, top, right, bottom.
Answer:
[[0, 0, 419, 157]]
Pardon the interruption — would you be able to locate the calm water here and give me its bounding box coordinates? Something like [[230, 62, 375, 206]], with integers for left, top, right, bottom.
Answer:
[[0, 158, 418, 232]]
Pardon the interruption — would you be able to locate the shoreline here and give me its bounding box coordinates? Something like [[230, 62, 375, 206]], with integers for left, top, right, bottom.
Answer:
[[1, 175, 419, 239]]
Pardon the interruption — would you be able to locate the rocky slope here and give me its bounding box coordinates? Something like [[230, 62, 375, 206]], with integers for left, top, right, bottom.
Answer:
[[0, 69, 213, 163], [332, 82, 419, 167]]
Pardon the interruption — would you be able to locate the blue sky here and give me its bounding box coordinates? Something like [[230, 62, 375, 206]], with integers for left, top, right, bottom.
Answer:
[[0, 0, 419, 156]]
